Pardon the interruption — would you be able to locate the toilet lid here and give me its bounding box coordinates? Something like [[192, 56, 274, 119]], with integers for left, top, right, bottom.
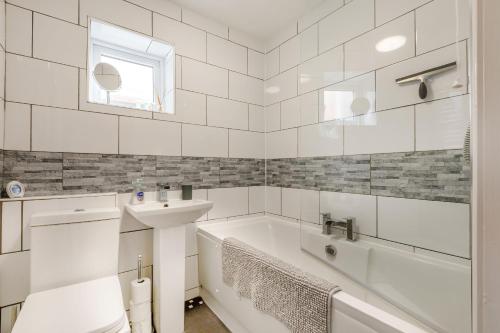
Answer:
[[13, 276, 127, 333]]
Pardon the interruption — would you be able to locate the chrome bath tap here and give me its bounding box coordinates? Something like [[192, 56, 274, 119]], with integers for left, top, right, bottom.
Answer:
[[321, 213, 356, 241]]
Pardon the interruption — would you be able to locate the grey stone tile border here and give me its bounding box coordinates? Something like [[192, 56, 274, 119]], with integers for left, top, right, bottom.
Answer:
[[1, 150, 265, 196], [266, 149, 471, 203]]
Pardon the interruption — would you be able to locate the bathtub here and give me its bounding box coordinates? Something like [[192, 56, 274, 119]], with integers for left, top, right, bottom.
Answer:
[[197, 216, 437, 333]]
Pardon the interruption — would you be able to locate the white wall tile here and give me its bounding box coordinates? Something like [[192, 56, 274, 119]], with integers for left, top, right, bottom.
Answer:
[[0, 1, 4, 50], [127, 0, 181, 20], [281, 97, 300, 129], [376, 42, 468, 111], [320, 72, 375, 121], [182, 58, 228, 98], [229, 72, 264, 105], [345, 13, 415, 79], [378, 197, 470, 257], [9, 0, 78, 23], [1, 304, 21, 333], [33, 13, 86, 68], [320, 192, 377, 236], [0, 251, 29, 307], [4, 102, 30, 151], [32, 106, 118, 154], [344, 107, 414, 155], [208, 187, 248, 219], [300, 189, 320, 224], [265, 67, 298, 105], [279, 35, 300, 72], [319, 0, 374, 53], [300, 91, 319, 126], [118, 229, 153, 272], [266, 129, 297, 159], [249, 186, 265, 213], [207, 96, 248, 130], [265, 48, 279, 79], [248, 50, 265, 79], [207, 34, 247, 73], [185, 287, 200, 301], [185, 255, 199, 290], [229, 130, 264, 159], [298, 121, 343, 157], [249, 105, 265, 132], [267, 23, 297, 51], [1, 202, 22, 253], [416, 0, 471, 55], [80, 0, 152, 35], [298, 0, 343, 32], [282, 188, 300, 219], [229, 28, 266, 53], [0, 100, 4, 149], [182, 124, 228, 157], [6, 54, 78, 109], [298, 46, 343, 94], [159, 89, 206, 125], [376, 0, 430, 26], [300, 24, 318, 62], [119, 117, 181, 156], [154, 14, 206, 61], [0, 51, 4, 101], [265, 103, 281, 132], [416, 95, 470, 151], [6, 4, 31, 56], [186, 223, 198, 257], [182, 9, 228, 38], [265, 186, 282, 215]]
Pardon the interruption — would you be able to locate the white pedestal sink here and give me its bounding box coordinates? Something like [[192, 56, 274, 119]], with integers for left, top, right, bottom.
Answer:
[[126, 200, 213, 333]]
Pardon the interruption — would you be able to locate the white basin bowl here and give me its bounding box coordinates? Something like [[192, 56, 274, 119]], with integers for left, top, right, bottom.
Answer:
[[126, 200, 213, 229]]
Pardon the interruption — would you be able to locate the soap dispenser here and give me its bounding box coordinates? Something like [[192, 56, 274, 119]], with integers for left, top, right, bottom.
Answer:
[[132, 178, 145, 205]]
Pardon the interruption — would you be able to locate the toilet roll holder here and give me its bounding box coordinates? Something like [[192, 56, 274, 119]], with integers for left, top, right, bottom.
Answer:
[[137, 255, 144, 283]]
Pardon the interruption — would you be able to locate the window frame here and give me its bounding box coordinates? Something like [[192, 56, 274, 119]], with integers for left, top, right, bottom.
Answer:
[[87, 18, 175, 114]]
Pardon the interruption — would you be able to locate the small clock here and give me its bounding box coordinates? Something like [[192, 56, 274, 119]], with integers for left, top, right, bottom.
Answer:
[[6, 181, 25, 198]]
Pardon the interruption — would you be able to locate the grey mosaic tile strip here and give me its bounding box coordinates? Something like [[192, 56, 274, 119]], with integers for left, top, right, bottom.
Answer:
[[266, 156, 371, 194], [220, 158, 265, 188], [63, 153, 157, 194], [371, 150, 471, 203], [1, 151, 265, 196], [156, 156, 220, 190], [3, 150, 63, 196], [266, 150, 471, 203]]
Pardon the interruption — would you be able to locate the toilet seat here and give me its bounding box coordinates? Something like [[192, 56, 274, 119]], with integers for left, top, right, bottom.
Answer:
[[12, 276, 130, 333]]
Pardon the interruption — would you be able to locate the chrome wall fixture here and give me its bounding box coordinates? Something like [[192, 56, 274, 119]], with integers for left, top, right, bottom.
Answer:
[[395, 61, 457, 99]]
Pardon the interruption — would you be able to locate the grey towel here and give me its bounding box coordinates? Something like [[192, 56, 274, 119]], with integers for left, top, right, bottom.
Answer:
[[222, 237, 340, 333]]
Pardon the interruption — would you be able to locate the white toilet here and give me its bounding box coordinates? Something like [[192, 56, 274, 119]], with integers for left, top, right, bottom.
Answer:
[[12, 208, 131, 333]]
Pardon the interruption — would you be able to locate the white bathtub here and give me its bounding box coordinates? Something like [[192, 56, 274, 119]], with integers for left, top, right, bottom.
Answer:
[[197, 216, 436, 333]]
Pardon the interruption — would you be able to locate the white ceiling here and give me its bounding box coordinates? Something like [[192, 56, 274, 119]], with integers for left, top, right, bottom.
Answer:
[[170, 0, 324, 40]]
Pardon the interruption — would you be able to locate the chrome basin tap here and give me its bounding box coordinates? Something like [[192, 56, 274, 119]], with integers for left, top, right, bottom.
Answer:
[[321, 213, 356, 241]]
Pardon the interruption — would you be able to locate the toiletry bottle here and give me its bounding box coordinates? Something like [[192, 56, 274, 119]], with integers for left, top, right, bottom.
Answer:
[[132, 178, 145, 205]]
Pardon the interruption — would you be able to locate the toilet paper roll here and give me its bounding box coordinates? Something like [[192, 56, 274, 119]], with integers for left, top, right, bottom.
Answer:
[[130, 278, 151, 304], [129, 300, 151, 323]]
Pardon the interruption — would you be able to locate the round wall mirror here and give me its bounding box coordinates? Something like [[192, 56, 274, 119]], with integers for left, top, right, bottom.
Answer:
[[93, 62, 122, 91]]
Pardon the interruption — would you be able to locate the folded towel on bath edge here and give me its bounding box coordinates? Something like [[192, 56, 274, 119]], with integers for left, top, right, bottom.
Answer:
[[222, 237, 341, 333]]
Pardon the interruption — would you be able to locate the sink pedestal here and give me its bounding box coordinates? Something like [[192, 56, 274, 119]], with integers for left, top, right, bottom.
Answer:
[[153, 225, 186, 333], [125, 200, 213, 333]]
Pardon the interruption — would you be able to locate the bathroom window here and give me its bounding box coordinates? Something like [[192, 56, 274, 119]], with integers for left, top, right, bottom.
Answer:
[[88, 19, 175, 113]]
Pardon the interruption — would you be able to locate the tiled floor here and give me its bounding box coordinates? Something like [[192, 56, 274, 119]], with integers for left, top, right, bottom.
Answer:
[[185, 303, 231, 333]]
